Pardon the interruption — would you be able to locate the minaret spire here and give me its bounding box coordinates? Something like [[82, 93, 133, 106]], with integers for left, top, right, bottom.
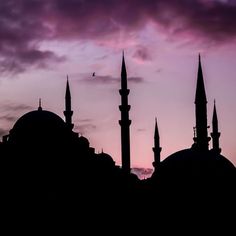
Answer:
[[193, 54, 210, 151], [64, 75, 74, 130], [121, 50, 127, 90], [38, 98, 42, 111], [119, 52, 131, 174], [211, 100, 221, 154], [152, 117, 161, 170], [195, 54, 207, 103]]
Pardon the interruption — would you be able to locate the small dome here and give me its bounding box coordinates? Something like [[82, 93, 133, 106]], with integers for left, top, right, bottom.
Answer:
[[97, 152, 115, 166]]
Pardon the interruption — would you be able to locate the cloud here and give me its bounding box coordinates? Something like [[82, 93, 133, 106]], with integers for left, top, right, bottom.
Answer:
[[0, 102, 32, 126], [131, 167, 153, 179], [1, 0, 236, 73], [0, 102, 33, 136], [74, 119, 97, 135], [0, 103, 32, 112], [0, 128, 8, 137], [95, 55, 109, 60], [129, 77, 144, 83], [0, 1, 64, 74], [133, 46, 152, 62], [0, 114, 17, 123], [81, 75, 144, 84], [75, 124, 97, 135], [0, 48, 65, 74], [137, 128, 146, 132], [155, 68, 162, 73], [78, 118, 93, 123], [82, 75, 118, 84]]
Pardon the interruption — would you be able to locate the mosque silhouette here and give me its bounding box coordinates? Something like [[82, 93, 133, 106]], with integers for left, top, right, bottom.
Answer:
[[0, 54, 235, 230]]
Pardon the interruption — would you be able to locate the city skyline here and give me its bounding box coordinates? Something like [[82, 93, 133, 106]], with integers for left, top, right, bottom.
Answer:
[[0, 0, 236, 170]]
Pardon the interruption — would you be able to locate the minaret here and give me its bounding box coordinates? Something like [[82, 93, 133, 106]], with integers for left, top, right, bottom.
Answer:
[[64, 76, 74, 130], [211, 100, 221, 154], [119, 52, 131, 174], [193, 54, 210, 151], [152, 118, 161, 170]]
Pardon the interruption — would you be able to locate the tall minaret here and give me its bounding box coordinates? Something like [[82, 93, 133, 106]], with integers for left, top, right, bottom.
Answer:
[[119, 52, 131, 173], [152, 118, 161, 170], [64, 76, 74, 130], [211, 100, 221, 154], [193, 55, 210, 151]]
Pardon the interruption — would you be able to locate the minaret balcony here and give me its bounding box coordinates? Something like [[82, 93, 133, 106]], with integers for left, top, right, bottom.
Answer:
[[119, 120, 131, 126], [119, 89, 130, 95], [119, 105, 131, 111], [64, 110, 73, 116]]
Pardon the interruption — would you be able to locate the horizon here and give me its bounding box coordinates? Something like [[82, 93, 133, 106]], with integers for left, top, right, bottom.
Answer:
[[0, 0, 236, 172]]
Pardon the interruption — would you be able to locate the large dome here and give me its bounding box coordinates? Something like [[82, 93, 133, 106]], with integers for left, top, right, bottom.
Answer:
[[8, 109, 68, 144], [13, 110, 65, 130], [161, 149, 235, 171], [155, 148, 235, 186]]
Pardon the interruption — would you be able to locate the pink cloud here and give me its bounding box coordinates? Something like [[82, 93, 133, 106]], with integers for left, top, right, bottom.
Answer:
[[1, 0, 236, 73]]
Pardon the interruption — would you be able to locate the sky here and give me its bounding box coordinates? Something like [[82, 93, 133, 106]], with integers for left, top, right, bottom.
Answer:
[[0, 0, 236, 174]]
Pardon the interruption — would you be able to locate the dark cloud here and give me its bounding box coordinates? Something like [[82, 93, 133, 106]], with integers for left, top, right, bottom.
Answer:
[[1, 0, 236, 73], [0, 1, 65, 73], [82, 75, 118, 84], [137, 128, 146, 132], [0, 128, 8, 137], [0, 102, 32, 126], [131, 167, 153, 179], [0, 102, 33, 136], [133, 46, 152, 62], [81, 75, 144, 84], [95, 55, 109, 60], [155, 68, 162, 73], [0, 48, 65, 74], [129, 77, 144, 83], [78, 118, 93, 123]]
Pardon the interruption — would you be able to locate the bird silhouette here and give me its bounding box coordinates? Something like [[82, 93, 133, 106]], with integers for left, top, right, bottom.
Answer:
[[92, 72, 95, 77]]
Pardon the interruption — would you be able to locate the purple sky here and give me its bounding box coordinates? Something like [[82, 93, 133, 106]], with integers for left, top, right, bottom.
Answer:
[[0, 0, 236, 170]]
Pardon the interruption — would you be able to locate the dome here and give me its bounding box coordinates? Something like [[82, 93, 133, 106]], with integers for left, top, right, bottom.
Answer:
[[156, 148, 235, 185], [97, 152, 115, 166], [12, 110, 65, 130], [161, 149, 235, 171], [8, 109, 68, 144]]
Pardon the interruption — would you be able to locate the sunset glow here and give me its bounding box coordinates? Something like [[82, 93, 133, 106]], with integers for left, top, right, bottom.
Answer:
[[1, 0, 236, 170]]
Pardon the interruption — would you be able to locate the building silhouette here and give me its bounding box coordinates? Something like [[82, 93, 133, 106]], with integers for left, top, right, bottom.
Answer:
[[0, 54, 235, 230]]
